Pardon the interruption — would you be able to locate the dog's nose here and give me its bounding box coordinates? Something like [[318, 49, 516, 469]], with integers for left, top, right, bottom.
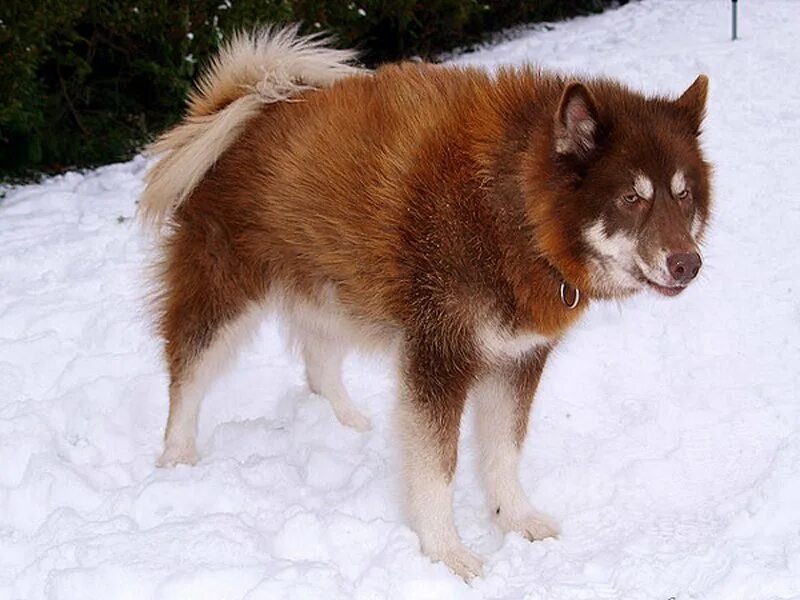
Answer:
[[667, 252, 702, 284]]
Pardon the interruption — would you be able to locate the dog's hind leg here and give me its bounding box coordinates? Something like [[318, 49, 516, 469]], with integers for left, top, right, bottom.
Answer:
[[157, 305, 260, 467], [155, 228, 262, 467], [473, 348, 560, 542], [298, 330, 371, 432]]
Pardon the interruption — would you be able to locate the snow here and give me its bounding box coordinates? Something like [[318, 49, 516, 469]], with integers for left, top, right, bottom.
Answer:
[[2, 1, 800, 598]]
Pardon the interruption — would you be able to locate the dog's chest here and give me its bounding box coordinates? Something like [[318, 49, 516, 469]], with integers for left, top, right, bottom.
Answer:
[[476, 320, 551, 361]]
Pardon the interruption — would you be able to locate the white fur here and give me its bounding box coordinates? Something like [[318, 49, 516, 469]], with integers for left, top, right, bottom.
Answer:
[[635, 248, 672, 288], [189, 26, 363, 115], [477, 320, 550, 361], [141, 96, 264, 228], [281, 284, 399, 355], [671, 169, 688, 197], [299, 331, 372, 432], [583, 219, 641, 293], [158, 281, 389, 467], [158, 304, 265, 467], [634, 173, 654, 200], [554, 138, 572, 154], [281, 283, 399, 429], [472, 374, 560, 541], [139, 26, 365, 228], [395, 392, 484, 579]]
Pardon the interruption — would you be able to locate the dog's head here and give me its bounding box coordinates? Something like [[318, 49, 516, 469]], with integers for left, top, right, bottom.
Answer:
[[533, 75, 712, 299]]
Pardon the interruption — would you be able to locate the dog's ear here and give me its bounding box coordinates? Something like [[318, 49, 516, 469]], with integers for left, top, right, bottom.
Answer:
[[675, 74, 708, 135], [555, 82, 600, 160]]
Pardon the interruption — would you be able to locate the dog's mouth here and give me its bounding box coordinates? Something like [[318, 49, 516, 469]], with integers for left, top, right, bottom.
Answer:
[[633, 267, 687, 297], [644, 279, 686, 297]]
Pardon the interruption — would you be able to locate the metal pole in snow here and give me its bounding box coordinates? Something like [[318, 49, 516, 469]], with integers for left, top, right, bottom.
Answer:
[[732, 0, 738, 40]]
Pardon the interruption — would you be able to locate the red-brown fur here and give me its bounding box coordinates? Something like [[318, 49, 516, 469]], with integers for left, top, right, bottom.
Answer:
[[143, 30, 711, 577]]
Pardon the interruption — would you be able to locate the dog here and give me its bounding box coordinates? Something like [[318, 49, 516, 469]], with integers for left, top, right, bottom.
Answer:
[[140, 25, 711, 578]]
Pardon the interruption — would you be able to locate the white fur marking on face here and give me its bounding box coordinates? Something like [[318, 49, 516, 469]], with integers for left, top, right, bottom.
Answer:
[[671, 170, 687, 197], [634, 174, 654, 200], [583, 220, 642, 294], [583, 220, 636, 259], [634, 248, 672, 288]]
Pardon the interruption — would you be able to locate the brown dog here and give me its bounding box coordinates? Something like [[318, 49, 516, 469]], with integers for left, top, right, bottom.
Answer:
[[140, 26, 711, 578]]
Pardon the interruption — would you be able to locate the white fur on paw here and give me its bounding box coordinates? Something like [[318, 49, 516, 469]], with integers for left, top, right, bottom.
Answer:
[[156, 444, 199, 468], [335, 408, 372, 432], [500, 509, 560, 542], [428, 544, 484, 580]]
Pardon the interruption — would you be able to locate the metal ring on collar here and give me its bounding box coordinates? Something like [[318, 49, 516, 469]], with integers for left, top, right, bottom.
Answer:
[[560, 281, 580, 310]]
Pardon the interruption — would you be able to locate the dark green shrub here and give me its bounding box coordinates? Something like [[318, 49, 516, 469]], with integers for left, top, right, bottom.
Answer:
[[0, 0, 619, 180]]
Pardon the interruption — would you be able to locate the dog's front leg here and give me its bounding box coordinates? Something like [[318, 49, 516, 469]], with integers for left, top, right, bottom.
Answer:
[[396, 336, 484, 579], [474, 347, 560, 542]]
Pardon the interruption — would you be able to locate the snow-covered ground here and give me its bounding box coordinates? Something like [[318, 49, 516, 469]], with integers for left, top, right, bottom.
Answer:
[[2, 1, 799, 598]]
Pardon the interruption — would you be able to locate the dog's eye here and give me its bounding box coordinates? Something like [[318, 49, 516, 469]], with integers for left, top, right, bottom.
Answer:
[[623, 193, 641, 205], [677, 189, 691, 201]]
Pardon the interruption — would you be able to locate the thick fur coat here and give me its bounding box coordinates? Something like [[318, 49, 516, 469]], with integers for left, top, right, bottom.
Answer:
[[140, 26, 711, 578]]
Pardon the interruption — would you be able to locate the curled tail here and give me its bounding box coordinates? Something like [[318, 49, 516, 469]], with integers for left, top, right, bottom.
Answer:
[[139, 25, 363, 227]]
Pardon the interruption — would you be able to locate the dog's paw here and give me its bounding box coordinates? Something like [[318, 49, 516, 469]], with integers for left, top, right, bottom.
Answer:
[[156, 444, 199, 468], [334, 407, 372, 432], [500, 509, 560, 542], [427, 544, 484, 580]]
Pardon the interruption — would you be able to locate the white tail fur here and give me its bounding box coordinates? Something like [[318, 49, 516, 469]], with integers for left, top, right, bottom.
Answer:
[[139, 25, 363, 227]]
